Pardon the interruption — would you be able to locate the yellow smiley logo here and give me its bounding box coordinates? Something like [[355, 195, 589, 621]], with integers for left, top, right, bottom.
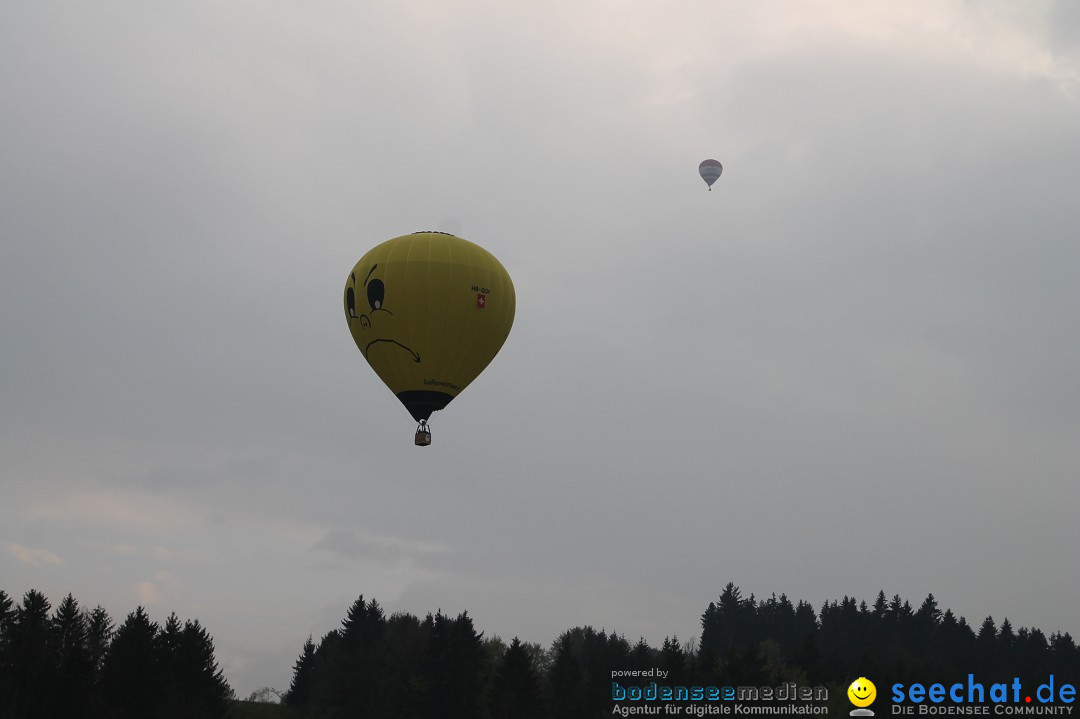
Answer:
[[848, 677, 876, 708]]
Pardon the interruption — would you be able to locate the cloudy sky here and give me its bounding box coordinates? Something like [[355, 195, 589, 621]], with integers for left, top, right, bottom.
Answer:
[[2, 0, 1079, 697]]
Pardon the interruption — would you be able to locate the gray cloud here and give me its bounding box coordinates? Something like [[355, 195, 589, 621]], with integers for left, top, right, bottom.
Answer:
[[2, 0, 1078, 697]]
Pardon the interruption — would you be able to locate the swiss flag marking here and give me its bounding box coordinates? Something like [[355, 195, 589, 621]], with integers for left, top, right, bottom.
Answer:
[[477, 293, 486, 308]]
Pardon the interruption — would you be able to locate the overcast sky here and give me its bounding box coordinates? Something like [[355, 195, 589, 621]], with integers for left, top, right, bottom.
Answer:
[[2, 0, 1079, 698]]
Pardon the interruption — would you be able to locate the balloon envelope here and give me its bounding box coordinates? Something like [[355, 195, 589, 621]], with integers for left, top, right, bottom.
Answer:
[[699, 159, 723, 188], [344, 231, 515, 423]]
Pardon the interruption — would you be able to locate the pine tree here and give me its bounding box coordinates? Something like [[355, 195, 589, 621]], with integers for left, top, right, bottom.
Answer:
[[0, 589, 13, 646], [303, 629, 343, 716], [6, 589, 54, 719], [284, 635, 316, 707], [381, 612, 433, 719], [331, 595, 389, 716], [157, 612, 185, 718], [658, 636, 686, 679], [52, 594, 93, 716], [629, 637, 653, 670], [341, 595, 386, 650], [566, 627, 631, 715], [1049, 632, 1079, 670], [975, 616, 998, 675], [700, 583, 753, 657], [898, 600, 915, 625], [915, 594, 942, 626], [101, 606, 162, 719], [793, 600, 818, 641], [421, 611, 486, 719], [546, 633, 581, 718], [886, 594, 904, 625], [1014, 627, 1049, 677], [85, 604, 114, 685], [172, 619, 232, 718], [0, 590, 14, 716], [872, 591, 887, 621], [997, 618, 1016, 653], [937, 609, 964, 669], [489, 637, 543, 719], [911, 593, 944, 664]]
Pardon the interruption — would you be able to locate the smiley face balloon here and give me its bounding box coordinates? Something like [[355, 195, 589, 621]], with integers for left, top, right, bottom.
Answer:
[[344, 232, 515, 435]]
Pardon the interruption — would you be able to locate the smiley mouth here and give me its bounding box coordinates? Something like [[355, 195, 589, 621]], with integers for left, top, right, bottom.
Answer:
[[364, 338, 420, 363]]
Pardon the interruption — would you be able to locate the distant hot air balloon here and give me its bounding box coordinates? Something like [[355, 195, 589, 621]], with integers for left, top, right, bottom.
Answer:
[[699, 159, 723, 190], [344, 231, 515, 446]]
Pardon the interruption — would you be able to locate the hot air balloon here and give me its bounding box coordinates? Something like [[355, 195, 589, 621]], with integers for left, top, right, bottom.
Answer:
[[699, 159, 723, 190], [344, 231, 515, 445]]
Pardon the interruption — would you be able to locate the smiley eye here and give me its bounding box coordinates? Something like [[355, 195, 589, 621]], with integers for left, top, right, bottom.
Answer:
[[367, 279, 385, 311], [346, 286, 357, 317]]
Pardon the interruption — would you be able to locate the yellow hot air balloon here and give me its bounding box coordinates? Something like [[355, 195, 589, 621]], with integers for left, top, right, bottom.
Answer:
[[344, 231, 515, 445]]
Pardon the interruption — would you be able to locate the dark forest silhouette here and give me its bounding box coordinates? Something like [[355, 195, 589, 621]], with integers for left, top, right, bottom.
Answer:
[[0, 589, 231, 719], [281, 583, 1080, 718], [2, 583, 1077, 718]]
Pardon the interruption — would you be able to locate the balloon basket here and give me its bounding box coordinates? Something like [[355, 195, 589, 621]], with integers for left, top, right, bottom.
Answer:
[[414, 421, 432, 447]]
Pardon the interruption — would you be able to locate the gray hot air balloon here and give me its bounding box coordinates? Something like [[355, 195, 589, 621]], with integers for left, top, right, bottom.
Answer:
[[699, 159, 723, 190]]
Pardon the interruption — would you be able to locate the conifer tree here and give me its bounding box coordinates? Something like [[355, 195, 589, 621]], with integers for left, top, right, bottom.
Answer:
[[0, 589, 13, 646], [341, 595, 386, 649], [658, 635, 686, 678], [303, 629, 343, 716], [629, 637, 653, 671], [284, 635, 316, 707], [937, 609, 964, 670], [0, 590, 14, 715], [380, 612, 432, 719], [421, 611, 486, 719], [974, 615, 999, 675], [872, 591, 888, 622], [701, 583, 753, 657], [7, 590, 54, 719], [101, 606, 161, 719], [792, 600, 818, 641], [85, 604, 113, 685], [915, 594, 942, 626], [52, 594, 93, 716], [546, 633, 581, 718], [172, 619, 232, 718], [768, 593, 799, 657], [156, 612, 186, 717], [1017, 627, 1049, 676], [1048, 632, 1079, 673], [330, 595, 389, 716], [997, 617, 1016, 652], [886, 594, 904, 625], [898, 599, 915, 626], [489, 637, 542, 719]]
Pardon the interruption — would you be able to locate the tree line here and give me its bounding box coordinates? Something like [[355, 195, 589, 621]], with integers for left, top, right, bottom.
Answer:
[[282, 584, 1080, 718], [4, 583, 1075, 718], [0, 588, 232, 719]]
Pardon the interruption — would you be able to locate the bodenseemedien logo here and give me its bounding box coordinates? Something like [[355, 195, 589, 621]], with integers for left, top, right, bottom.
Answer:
[[849, 677, 877, 716], [609, 671, 830, 715]]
